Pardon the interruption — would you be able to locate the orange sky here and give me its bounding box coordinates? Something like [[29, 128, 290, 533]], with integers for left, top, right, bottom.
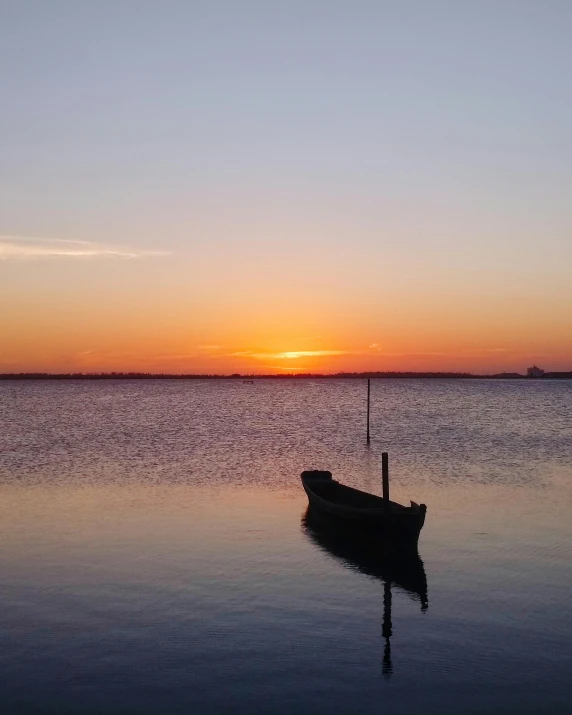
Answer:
[[2, 247, 571, 374]]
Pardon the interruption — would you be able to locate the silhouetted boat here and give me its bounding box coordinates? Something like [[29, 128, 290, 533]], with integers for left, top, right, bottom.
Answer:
[[301, 463, 427, 547]]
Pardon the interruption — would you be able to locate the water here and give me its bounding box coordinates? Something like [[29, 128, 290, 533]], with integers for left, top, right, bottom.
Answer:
[[1, 379, 571, 714]]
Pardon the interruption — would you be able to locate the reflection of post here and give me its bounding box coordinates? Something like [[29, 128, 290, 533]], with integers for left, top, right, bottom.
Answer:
[[366, 378, 371, 444], [382, 579, 393, 679]]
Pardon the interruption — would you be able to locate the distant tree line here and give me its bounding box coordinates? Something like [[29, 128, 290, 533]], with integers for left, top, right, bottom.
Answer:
[[1, 370, 571, 380]]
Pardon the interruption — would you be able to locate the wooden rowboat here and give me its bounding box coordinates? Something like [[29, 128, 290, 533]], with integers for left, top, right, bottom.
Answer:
[[301, 457, 426, 547]]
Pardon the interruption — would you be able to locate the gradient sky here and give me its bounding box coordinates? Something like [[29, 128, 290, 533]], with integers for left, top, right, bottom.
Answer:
[[2, 0, 571, 374]]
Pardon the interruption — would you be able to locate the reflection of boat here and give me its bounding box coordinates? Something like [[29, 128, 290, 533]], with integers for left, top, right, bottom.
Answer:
[[302, 508, 428, 679], [302, 508, 428, 609], [301, 456, 427, 547]]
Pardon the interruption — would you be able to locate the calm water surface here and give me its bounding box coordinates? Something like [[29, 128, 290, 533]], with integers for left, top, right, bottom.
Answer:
[[1, 379, 571, 714]]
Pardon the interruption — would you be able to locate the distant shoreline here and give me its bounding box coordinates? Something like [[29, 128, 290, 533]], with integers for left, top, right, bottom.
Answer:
[[2, 371, 572, 380]]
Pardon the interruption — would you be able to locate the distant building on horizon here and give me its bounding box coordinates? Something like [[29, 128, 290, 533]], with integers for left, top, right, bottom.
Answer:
[[527, 365, 545, 378]]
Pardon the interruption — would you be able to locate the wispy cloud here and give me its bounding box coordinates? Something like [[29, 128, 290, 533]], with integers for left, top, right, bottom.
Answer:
[[0, 236, 169, 260], [138, 353, 199, 362]]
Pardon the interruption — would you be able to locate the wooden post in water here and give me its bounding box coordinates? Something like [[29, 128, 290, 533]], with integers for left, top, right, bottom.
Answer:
[[382, 451, 390, 504], [366, 378, 371, 444]]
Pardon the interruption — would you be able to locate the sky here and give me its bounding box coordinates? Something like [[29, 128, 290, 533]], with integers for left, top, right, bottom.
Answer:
[[1, 0, 571, 374]]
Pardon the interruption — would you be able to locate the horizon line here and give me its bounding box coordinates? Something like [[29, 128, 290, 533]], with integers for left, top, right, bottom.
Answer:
[[2, 370, 572, 380]]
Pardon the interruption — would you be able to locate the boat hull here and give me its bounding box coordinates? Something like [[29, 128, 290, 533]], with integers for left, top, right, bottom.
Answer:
[[301, 472, 426, 547]]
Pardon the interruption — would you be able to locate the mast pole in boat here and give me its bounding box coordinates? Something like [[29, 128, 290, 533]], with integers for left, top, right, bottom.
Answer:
[[382, 451, 390, 504], [366, 378, 371, 444]]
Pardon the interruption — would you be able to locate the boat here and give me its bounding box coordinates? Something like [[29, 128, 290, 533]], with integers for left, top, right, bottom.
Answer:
[[301, 453, 427, 547]]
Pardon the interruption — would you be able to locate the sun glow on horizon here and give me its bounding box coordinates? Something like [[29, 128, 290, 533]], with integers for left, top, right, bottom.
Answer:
[[273, 350, 349, 360]]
